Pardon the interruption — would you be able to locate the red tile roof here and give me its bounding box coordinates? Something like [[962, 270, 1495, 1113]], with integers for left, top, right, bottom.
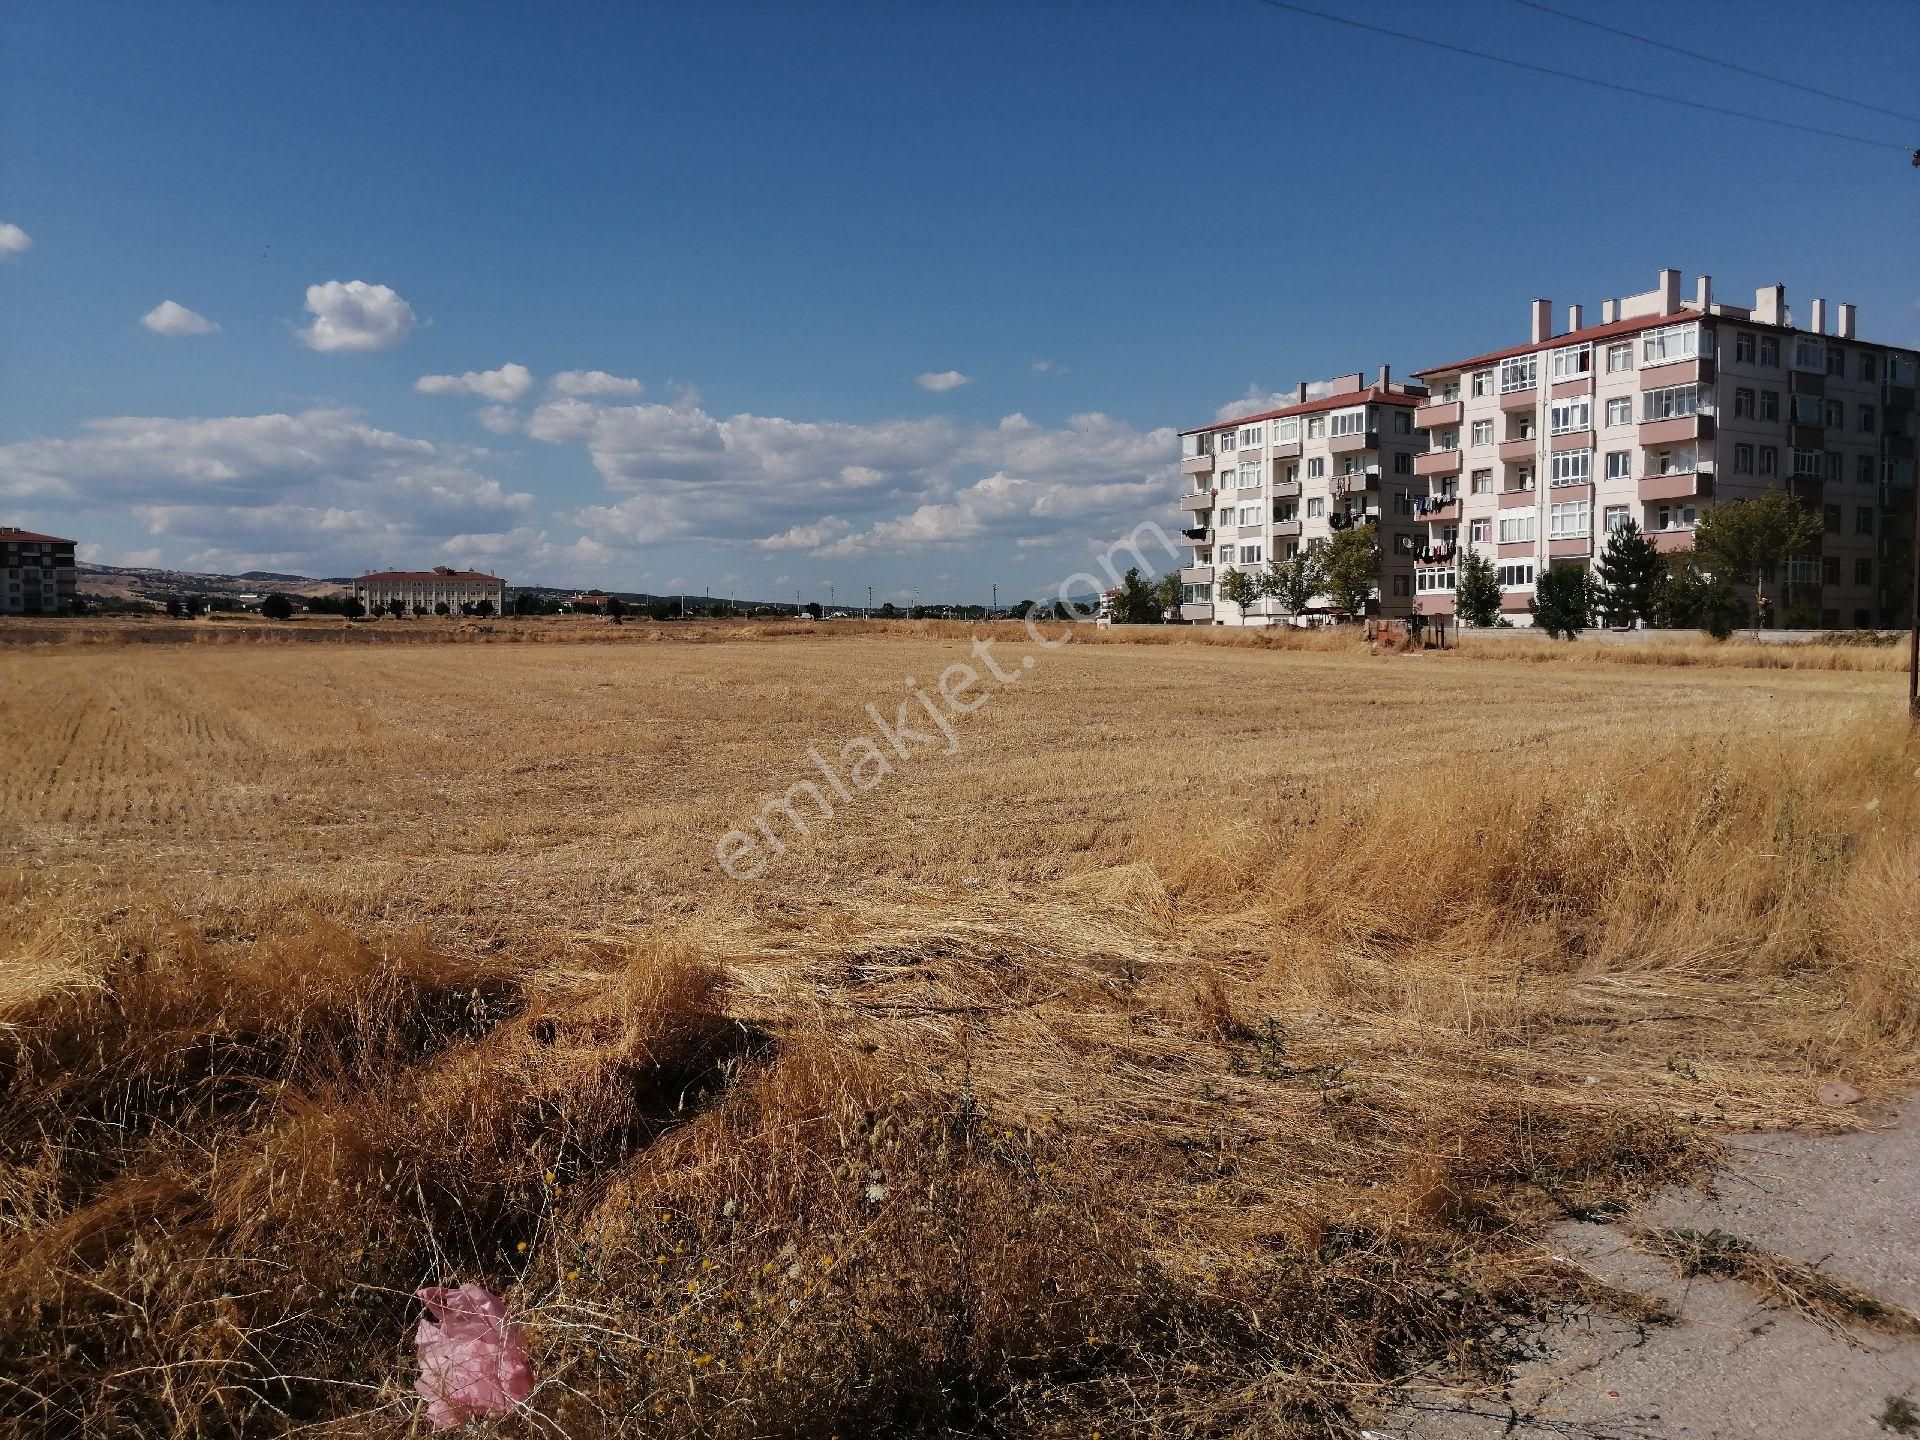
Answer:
[[355, 566, 503, 583], [1180, 384, 1426, 437], [1414, 311, 1695, 378], [0, 527, 75, 544]]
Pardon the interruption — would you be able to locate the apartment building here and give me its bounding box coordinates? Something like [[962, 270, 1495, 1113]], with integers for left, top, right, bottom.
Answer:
[[0, 527, 78, 615], [1175, 369, 1431, 624], [1409, 269, 1918, 628], [353, 565, 507, 616]]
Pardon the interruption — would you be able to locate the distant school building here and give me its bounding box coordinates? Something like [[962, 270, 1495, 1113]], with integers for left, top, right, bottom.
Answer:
[[353, 565, 507, 615]]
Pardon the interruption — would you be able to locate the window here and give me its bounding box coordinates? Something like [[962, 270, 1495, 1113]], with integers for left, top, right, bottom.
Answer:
[[1605, 504, 1631, 533], [1733, 443, 1753, 473], [1392, 489, 1411, 515], [1471, 370, 1493, 397], [1857, 506, 1875, 535], [1499, 354, 1538, 393], [1511, 465, 1536, 490], [1759, 336, 1779, 367], [1393, 452, 1412, 474], [1328, 407, 1367, 437], [1791, 394, 1823, 426], [1306, 415, 1326, 439], [1792, 336, 1827, 370], [1239, 426, 1263, 446], [1550, 397, 1591, 434], [1605, 342, 1633, 373], [1821, 399, 1843, 428], [1239, 462, 1260, 489], [1856, 558, 1874, 585], [1856, 352, 1876, 383], [1283, 464, 1299, 484], [1605, 396, 1633, 427], [1306, 497, 1324, 518], [1240, 505, 1260, 526], [1416, 567, 1456, 594], [1275, 501, 1298, 522], [1471, 419, 1493, 446], [1218, 429, 1237, 452], [1859, 405, 1876, 433], [1792, 448, 1827, 478], [1434, 428, 1460, 451], [1655, 504, 1696, 530], [1393, 409, 1412, 433], [1642, 322, 1706, 364], [1392, 573, 1410, 597], [1241, 544, 1263, 564], [1858, 454, 1876, 485], [1181, 583, 1212, 604], [1735, 331, 1756, 363], [1826, 346, 1846, 377], [1642, 384, 1703, 421], [1469, 518, 1491, 544], [1605, 450, 1632, 480], [1393, 532, 1414, 555], [1550, 343, 1592, 378], [1823, 504, 1841, 533], [1549, 498, 1591, 539], [1306, 457, 1325, 478], [1759, 390, 1779, 421], [1549, 450, 1591, 485], [1822, 556, 1840, 585], [1498, 512, 1535, 544], [1470, 468, 1493, 494], [1275, 418, 1299, 443], [1217, 545, 1236, 565], [1496, 561, 1535, 588], [1734, 387, 1755, 418]]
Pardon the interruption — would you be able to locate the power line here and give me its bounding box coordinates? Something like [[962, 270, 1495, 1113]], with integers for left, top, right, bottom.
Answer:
[[1244, 0, 1914, 153], [1506, 0, 1920, 127]]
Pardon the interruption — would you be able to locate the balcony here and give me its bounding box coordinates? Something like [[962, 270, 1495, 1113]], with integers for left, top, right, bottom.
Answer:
[[1180, 601, 1215, 622], [1415, 498, 1461, 524], [1498, 437, 1536, 463], [1548, 428, 1593, 452], [1414, 399, 1463, 430], [1180, 525, 1211, 543], [1638, 413, 1714, 446], [1272, 478, 1302, 499], [1638, 356, 1714, 387], [1271, 440, 1302, 460], [1649, 529, 1696, 554], [1273, 518, 1303, 540], [1498, 486, 1536, 509], [1547, 536, 1593, 558], [1638, 470, 1714, 502], [1180, 565, 1214, 585], [1414, 449, 1463, 477], [1329, 430, 1378, 456], [1498, 388, 1537, 412], [1180, 453, 1214, 475], [1179, 490, 1215, 513], [1335, 470, 1377, 494]]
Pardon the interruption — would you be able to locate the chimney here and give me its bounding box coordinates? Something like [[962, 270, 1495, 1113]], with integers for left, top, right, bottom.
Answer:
[[1566, 303, 1583, 333], [1295, 382, 1309, 404], [1754, 284, 1785, 326], [1837, 303, 1857, 339], [1530, 298, 1552, 344], [1696, 274, 1712, 311], [1810, 298, 1827, 334], [1601, 298, 1618, 324], [1657, 267, 1681, 313], [1377, 363, 1391, 391]]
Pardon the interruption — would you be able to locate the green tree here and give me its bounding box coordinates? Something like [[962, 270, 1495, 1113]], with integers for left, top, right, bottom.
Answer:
[[1260, 552, 1319, 621], [1008, 599, 1032, 620], [1217, 566, 1260, 619], [341, 597, 366, 619], [604, 597, 625, 619], [1319, 523, 1380, 619], [434, 601, 450, 617], [1529, 564, 1592, 640], [1112, 566, 1164, 624], [1652, 561, 1744, 638], [514, 592, 539, 616], [1590, 519, 1663, 628], [1690, 490, 1822, 618], [260, 593, 294, 621], [1454, 550, 1501, 628], [383, 598, 404, 618], [474, 598, 496, 618], [1151, 569, 1183, 621]]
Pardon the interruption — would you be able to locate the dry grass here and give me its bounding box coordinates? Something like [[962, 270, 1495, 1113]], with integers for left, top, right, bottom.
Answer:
[[1632, 1227, 1920, 1336], [0, 633, 1915, 1437]]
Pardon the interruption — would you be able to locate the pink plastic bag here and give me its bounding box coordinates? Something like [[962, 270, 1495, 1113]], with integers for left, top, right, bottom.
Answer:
[[413, 1284, 534, 1429]]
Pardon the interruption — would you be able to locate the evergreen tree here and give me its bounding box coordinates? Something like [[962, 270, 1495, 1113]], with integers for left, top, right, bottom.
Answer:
[[1113, 566, 1166, 624], [1590, 519, 1663, 628], [1529, 564, 1592, 640], [1454, 550, 1501, 628]]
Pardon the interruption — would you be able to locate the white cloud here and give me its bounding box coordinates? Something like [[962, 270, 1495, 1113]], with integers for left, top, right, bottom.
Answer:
[[1031, 359, 1066, 375], [755, 517, 853, 551], [915, 370, 969, 392], [473, 406, 523, 435], [0, 223, 30, 260], [296, 280, 417, 353], [550, 369, 644, 398], [0, 408, 530, 575], [1214, 380, 1335, 423], [415, 362, 535, 402], [141, 301, 219, 337]]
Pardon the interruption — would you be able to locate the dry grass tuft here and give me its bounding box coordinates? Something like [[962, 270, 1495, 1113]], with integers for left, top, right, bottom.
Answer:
[[1632, 1226, 1920, 1336]]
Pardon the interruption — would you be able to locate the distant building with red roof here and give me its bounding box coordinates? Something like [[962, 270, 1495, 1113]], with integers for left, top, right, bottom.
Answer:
[[1, 526, 78, 615], [353, 565, 506, 616]]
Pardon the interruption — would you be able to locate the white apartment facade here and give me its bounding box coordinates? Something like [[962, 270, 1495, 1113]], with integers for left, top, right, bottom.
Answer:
[[353, 565, 508, 616], [1176, 369, 1431, 624], [1410, 269, 1918, 628]]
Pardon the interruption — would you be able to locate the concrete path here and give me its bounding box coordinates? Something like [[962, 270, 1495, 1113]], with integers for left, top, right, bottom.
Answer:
[[1388, 1099, 1920, 1440]]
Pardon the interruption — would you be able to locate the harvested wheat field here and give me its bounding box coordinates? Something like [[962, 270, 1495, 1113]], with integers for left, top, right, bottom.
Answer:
[[2, 626, 1917, 1439]]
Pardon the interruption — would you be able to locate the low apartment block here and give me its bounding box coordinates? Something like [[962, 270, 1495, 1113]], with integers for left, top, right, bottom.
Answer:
[[1409, 269, 1918, 628], [1176, 369, 1431, 624], [0, 527, 78, 615]]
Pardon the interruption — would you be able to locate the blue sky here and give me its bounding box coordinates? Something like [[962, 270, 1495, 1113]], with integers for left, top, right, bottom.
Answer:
[[3, 0, 1916, 602]]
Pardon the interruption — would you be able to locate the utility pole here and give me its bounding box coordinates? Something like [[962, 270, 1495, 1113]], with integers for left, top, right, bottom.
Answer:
[[866, 585, 872, 618], [827, 583, 835, 616], [1909, 484, 1919, 722], [991, 583, 997, 619]]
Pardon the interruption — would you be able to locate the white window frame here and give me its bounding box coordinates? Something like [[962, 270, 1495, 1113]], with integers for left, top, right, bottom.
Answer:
[[1549, 343, 1592, 379], [1496, 560, 1536, 588], [1642, 322, 1706, 365], [1641, 384, 1703, 422], [1499, 354, 1538, 393], [1470, 419, 1493, 447], [1549, 450, 1591, 486], [1604, 450, 1631, 480], [1498, 512, 1535, 544], [1328, 407, 1368, 438], [1549, 498, 1591, 540], [1549, 397, 1591, 435], [1274, 417, 1300, 443], [1605, 342, 1633, 373]]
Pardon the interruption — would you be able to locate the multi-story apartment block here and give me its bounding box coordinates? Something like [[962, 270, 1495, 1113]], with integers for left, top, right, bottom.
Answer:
[[1410, 269, 1918, 628], [353, 565, 507, 616], [1175, 369, 1431, 624], [0, 527, 78, 615]]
